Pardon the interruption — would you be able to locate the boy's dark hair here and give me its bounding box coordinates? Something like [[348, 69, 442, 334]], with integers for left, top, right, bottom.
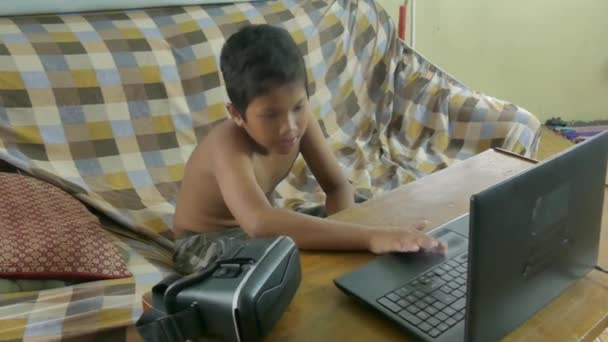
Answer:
[[220, 24, 308, 120]]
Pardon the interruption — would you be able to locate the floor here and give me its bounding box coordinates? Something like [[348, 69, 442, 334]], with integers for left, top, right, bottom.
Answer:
[[536, 126, 574, 161], [536, 127, 608, 341]]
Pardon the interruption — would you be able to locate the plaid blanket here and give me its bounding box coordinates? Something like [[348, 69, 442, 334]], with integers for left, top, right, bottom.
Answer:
[[0, 0, 540, 339]]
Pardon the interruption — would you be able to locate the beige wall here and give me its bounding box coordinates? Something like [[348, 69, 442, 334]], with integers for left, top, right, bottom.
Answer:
[[377, 0, 608, 122]]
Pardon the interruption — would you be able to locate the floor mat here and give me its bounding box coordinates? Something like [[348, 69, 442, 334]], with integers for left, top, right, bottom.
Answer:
[[545, 117, 607, 143], [551, 125, 608, 143]]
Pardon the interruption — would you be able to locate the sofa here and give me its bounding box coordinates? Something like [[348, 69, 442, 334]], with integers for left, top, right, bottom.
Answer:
[[0, 0, 540, 340]]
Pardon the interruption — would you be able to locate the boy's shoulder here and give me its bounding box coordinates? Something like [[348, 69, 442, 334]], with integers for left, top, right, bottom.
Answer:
[[203, 120, 251, 152], [191, 120, 254, 166]]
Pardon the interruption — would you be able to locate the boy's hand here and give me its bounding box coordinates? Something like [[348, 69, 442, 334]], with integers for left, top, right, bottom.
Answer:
[[367, 222, 447, 255]]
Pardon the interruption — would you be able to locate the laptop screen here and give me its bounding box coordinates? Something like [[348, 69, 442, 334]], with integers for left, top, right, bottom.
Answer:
[[466, 131, 608, 341]]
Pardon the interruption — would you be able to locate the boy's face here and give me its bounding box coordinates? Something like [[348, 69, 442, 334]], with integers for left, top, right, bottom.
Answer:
[[229, 82, 309, 155]]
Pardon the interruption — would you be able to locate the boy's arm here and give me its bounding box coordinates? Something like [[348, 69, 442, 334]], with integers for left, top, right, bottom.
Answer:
[[214, 128, 444, 253], [300, 117, 355, 215]]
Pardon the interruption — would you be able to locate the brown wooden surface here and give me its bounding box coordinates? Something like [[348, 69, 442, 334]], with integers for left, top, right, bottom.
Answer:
[[142, 131, 608, 341], [265, 148, 608, 342]]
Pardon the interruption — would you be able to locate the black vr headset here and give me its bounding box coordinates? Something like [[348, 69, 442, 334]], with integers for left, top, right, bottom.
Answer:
[[137, 236, 301, 342]]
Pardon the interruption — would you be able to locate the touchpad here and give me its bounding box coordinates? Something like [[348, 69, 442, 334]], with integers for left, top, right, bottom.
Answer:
[[432, 229, 468, 255]]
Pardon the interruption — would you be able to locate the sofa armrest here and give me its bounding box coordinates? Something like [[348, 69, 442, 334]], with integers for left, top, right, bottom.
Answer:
[[385, 42, 541, 177]]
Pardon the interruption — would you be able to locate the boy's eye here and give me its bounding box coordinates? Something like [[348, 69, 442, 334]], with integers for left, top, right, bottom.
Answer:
[[294, 105, 303, 112]]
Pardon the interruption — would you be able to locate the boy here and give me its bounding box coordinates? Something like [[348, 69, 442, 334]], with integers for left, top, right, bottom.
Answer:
[[172, 24, 445, 274]]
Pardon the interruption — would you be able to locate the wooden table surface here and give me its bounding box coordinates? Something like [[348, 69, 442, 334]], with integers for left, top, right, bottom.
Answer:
[[267, 150, 608, 342]]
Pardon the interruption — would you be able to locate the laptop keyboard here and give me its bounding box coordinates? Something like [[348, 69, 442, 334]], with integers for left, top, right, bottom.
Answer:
[[377, 252, 469, 338]]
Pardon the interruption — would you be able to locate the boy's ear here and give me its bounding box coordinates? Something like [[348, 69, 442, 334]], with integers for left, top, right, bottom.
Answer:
[[226, 104, 245, 127]]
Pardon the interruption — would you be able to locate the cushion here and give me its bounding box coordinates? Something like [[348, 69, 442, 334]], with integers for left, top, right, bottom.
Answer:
[[0, 172, 132, 280], [0, 278, 79, 293], [4, 0, 261, 16]]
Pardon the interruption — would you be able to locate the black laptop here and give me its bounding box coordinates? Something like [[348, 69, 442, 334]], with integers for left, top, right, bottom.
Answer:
[[334, 131, 608, 341]]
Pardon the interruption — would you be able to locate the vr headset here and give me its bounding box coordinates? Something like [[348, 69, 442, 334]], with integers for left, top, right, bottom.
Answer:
[[137, 236, 301, 342]]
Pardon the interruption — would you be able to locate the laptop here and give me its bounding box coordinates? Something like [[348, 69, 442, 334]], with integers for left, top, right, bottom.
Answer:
[[334, 131, 608, 342]]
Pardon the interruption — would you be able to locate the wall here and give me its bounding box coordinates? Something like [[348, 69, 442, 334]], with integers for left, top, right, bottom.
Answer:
[[377, 0, 608, 122]]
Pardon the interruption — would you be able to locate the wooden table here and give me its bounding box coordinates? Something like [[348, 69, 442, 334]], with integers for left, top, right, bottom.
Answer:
[[267, 149, 608, 342]]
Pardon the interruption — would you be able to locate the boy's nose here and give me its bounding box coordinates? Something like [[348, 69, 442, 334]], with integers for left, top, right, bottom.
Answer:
[[280, 113, 298, 134]]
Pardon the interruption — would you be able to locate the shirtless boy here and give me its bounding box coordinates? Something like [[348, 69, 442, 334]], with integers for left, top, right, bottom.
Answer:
[[172, 24, 445, 274]]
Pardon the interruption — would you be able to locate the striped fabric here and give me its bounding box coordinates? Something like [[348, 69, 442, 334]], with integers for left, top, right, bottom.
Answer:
[[0, 0, 540, 339]]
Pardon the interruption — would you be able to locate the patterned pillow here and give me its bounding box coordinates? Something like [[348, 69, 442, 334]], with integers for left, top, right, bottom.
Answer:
[[0, 172, 132, 280]]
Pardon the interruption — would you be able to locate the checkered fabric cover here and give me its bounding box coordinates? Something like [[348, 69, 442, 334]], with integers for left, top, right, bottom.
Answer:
[[0, 0, 540, 339]]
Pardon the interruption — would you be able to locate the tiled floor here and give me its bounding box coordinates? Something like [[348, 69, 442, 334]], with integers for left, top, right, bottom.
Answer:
[[536, 126, 574, 161]]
